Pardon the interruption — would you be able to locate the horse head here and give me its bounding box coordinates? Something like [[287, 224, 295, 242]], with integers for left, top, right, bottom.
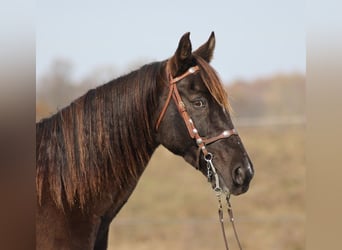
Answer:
[[155, 32, 254, 195]]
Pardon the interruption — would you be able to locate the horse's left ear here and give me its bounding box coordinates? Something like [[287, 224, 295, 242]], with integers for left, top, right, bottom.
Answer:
[[169, 32, 193, 76], [193, 31, 216, 62]]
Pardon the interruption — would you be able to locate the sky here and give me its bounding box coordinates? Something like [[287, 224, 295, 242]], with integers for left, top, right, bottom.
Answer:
[[36, 0, 305, 84]]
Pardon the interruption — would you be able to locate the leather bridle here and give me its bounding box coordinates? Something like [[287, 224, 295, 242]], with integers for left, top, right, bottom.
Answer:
[[155, 62, 243, 250], [155, 63, 238, 189], [155, 64, 238, 157]]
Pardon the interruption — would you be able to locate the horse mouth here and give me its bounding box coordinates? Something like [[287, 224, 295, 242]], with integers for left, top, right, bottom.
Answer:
[[210, 173, 250, 196], [231, 183, 250, 195]]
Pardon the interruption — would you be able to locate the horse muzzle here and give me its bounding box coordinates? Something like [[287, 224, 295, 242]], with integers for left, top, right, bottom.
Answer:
[[231, 159, 254, 195]]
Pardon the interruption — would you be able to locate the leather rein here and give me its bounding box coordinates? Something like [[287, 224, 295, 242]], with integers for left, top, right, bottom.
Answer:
[[155, 63, 243, 250]]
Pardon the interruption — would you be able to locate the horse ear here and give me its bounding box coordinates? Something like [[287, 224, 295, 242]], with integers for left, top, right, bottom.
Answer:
[[169, 32, 192, 75], [193, 31, 216, 62]]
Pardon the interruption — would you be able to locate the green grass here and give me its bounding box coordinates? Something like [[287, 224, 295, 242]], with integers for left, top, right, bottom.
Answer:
[[108, 126, 305, 250]]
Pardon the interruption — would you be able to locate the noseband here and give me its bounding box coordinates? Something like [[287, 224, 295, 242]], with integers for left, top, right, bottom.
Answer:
[[155, 63, 243, 250]]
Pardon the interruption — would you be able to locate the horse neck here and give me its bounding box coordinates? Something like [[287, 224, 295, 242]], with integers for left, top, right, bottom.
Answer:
[[36, 63, 163, 210]]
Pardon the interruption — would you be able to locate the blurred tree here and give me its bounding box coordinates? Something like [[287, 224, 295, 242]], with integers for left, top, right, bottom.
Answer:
[[37, 59, 76, 111], [227, 73, 305, 118]]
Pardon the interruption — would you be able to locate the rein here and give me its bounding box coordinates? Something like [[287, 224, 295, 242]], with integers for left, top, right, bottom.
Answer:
[[156, 63, 243, 250]]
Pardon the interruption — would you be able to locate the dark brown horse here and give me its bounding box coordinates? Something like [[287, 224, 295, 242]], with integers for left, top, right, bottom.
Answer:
[[36, 32, 254, 250]]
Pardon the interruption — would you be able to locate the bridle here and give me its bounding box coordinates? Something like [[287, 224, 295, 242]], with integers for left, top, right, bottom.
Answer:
[[155, 62, 243, 250]]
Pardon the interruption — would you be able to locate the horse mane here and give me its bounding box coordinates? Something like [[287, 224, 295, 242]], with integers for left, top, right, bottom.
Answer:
[[194, 55, 232, 113], [36, 62, 164, 210]]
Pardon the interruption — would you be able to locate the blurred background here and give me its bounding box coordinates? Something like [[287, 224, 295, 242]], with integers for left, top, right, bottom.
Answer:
[[36, 1, 305, 249]]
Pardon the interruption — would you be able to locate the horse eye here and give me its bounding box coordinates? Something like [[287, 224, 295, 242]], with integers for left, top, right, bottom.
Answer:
[[193, 100, 206, 108]]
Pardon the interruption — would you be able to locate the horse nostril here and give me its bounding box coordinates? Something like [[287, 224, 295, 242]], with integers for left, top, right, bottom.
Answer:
[[233, 166, 245, 186]]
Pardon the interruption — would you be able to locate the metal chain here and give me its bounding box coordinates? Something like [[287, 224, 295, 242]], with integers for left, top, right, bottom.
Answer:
[[205, 153, 221, 193]]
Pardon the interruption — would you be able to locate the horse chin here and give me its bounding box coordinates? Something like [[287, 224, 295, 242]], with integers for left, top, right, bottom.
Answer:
[[230, 183, 250, 196]]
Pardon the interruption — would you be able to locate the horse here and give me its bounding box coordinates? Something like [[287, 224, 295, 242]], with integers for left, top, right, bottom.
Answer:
[[36, 32, 254, 250]]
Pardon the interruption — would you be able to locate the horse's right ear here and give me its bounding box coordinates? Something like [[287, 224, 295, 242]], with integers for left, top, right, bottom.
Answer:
[[169, 32, 193, 76], [193, 31, 215, 62]]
